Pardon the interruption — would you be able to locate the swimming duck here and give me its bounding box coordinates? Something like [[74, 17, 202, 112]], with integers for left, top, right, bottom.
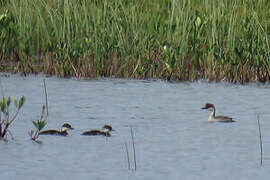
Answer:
[[201, 103, 235, 123], [81, 125, 114, 137], [62, 123, 74, 130], [102, 124, 115, 131], [39, 123, 74, 136]]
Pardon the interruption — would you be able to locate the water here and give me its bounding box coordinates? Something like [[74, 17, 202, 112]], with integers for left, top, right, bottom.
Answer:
[[0, 75, 270, 180]]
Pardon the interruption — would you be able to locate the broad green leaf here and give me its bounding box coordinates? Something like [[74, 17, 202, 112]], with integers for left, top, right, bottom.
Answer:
[[32, 120, 38, 129], [0, 99, 6, 112], [38, 120, 47, 131], [18, 96, 26, 109], [1, 97, 5, 103], [14, 99, 18, 109], [6, 97, 11, 107]]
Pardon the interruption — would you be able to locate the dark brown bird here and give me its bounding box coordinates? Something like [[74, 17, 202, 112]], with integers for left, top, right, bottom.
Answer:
[[39, 123, 74, 136], [81, 125, 114, 137]]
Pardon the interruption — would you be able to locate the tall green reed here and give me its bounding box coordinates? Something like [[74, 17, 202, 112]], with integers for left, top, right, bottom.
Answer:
[[0, 0, 270, 82]]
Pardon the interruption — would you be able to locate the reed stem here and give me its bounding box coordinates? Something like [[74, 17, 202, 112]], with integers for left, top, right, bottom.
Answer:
[[130, 125, 137, 171], [257, 115, 263, 166], [43, 79, 49, 117], [125, 141, 131, 170]]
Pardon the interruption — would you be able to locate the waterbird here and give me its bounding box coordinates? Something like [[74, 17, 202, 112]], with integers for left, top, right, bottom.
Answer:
[[81, 125, 115, 137], [39, 123, 74, 136], [201, 103, 235, 123], [102, 124, 115, 131]]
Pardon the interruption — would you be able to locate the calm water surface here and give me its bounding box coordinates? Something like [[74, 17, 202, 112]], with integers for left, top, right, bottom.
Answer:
[[1, 75, 270, 180]]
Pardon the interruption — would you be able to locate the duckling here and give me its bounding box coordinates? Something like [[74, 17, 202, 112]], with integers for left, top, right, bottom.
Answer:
[[102, 124, 115, 131], [39, 123, 74, 136], [62, 123, 74, 130], [201, 103, 235, 123], [81, 125, 114, 137]]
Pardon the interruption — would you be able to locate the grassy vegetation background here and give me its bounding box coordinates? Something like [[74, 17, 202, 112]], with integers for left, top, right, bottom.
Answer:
[[0, 0, 270, 83]]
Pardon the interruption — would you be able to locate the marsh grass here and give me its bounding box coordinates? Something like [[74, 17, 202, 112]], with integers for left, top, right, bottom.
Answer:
[[1, 0, 270, 83]]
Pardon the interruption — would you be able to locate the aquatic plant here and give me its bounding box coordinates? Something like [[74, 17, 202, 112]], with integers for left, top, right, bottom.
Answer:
[[0, 96, 25, 140], [0, 0, 270, 83], [29, 105, 47, 142]]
